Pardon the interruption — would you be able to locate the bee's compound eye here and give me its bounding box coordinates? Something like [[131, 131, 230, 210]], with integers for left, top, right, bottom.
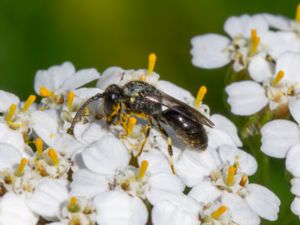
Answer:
[[103, 85, 122, 116]]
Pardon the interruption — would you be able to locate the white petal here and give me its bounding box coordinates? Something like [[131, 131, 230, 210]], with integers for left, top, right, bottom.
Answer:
[[60, 68, 100, 90], [138, 150, 172, 174], [288, 96, 300, 124], [262, 13, 291, 31], [245, 183, 280, 221], [31, 110, 59, 146], [286, 143, 300, 176], [70, 169, 108, 198], [27, 179, 69, 221], [291, 178, 300, 196], [248, 53, 273, 82], [94, 190, 148, 225], [0, 143, 22, 170], [225, 81, 268, 115], [261, 120, 300, 158], [74, 121, 108, 145], [0, 193, 38, 225], [96, 67, 124, 90], [211, 114, 242, 147], [147, 173, 185, 205], [0, 123, 25, 155], [51, 133, 83, 157], [291, 197, 300, 217], [224, 14, 268, 38], [217, 145, 258, 175], [208, 128, 236, 149], [81, 134, 130, 175], [188, 181, 221, 204], [222, 193, 261, 225], [176, 149, 218, 187], [34, 62, 75, 94], [276, 52, 300, 84], [152, 194, 200, 225], [156, 80, 194, 104], [191, 34, 230, 69], [0, 90, 20, 112]]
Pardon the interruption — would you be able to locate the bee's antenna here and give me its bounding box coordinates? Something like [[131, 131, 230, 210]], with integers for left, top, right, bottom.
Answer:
[[67, 93, 103, 135]]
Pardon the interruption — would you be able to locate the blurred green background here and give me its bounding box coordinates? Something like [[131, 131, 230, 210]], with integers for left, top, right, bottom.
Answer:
[[1, 0, 300, 224]]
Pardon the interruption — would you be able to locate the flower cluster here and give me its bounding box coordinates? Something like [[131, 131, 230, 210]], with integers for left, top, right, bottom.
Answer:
[[0, 55, 280, 225], [191, 6, 300, 220]]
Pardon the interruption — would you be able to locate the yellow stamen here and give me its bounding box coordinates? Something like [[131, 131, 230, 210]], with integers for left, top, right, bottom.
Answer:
[[34, 138, 43, 156], [195, 86, 207, 108], [226, 166, 236, 186], [127, 117, 137, 135], [39, 86, 53, 97], [138, 160, 148, 180], [250, 29, 260, 56], [68, 196, 80, 212], [296, 3, 300, 23], [148, 53, 157, 75], [47, 148, 59, 166], [67, 91, 75, 111], [211, 205, 228, 219], [21, 95, 36, 113], [272, 70, 285, 86], [240, 175, 248, 187], [15, 158, 28, 176], [6, 104, 17, 123]]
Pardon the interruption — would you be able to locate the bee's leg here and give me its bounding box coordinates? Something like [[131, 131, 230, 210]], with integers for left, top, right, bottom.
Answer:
[[154, 119, 175, 175], [136, 118, 152, 156], [68, 93, 103, 135]]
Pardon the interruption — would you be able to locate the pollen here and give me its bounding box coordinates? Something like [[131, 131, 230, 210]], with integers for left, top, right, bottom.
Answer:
[[39, 86, 53, 97], [47, 148, 59, 166], [250, 29, 260, 56], [34, 138, 43, 157], [239, 175, 248, 187], [296, 3, 300, 23], [211, 205, 228, 219], [67, 91, 75, 111], [138, 160, 149, 180], [195, 86, 207, 108], [21, 95, 36, 113], [127, 117, 137, 135], [68, 196, 80, 212], [148, 53, 157, 75], [15, 158, 28, 177], [6, 104, 17, 123], [272, 70, 285, 86], [226, 166, 236, 186]]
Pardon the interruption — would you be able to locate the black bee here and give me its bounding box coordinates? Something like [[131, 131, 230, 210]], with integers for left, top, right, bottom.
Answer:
[[68, 80, 214, 173]]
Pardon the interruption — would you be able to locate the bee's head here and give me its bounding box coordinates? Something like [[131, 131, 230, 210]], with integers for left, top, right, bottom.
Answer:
[[103, 84, 123, 117]]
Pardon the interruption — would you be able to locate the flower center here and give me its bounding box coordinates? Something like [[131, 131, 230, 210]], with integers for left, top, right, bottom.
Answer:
[[68, 196, 80, 212], [195, 86, 207, 108]]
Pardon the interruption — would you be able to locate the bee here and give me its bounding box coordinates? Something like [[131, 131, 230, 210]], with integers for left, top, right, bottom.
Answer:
[[68, 80, 214, 173]]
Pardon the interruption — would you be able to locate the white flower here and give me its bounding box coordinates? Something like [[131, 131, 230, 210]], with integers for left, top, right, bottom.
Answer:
[[226, 52, 300, 117], [191, 14, 269, 71]]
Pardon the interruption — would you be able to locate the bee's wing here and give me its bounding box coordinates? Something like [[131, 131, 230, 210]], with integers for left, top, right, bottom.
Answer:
[[144, 91, 214, 128]]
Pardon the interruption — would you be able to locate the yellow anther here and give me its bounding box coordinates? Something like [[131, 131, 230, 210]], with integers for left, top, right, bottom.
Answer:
[[138, 160, 149, 180], [47, 148, 59, 166], [39, 86, 53, 97], [148, 53, 157, 75], [195, 86, 207, 108], [127, 117, 137, 135], [34, 138, 43, 157], [296, 3, 300, 22], [6, 104, 17, 123], [21, 95, 36, 113], [211, 205, 228, 219], [250, 29, 260, 56], [67, 91, 75, 111], [239, 175, 248, 187], [15, 158, 28, 177], [68, 196, 80, 212], [272, 70, 285, 86], [140, 74, 146, 81], [226, 166, 237, 186]]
